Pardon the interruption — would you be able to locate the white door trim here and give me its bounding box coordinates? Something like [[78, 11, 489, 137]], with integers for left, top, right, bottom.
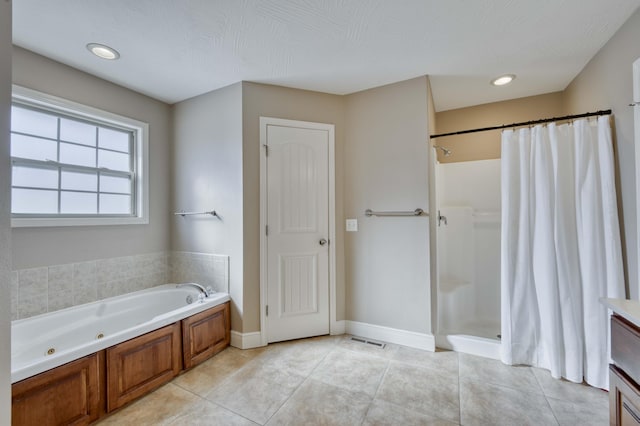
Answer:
[[634, 57, 640, 300], [259, 117, 336, 346]]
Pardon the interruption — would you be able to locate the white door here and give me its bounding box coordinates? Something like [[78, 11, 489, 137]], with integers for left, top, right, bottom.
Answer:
[[264, 120, 330, 343]]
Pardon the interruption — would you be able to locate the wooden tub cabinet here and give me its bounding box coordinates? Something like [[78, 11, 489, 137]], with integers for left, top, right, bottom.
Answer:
[[11, 301, 230, 425]]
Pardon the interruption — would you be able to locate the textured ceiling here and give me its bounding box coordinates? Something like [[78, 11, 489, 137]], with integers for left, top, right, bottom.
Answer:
[[12, 0, 640, 110]]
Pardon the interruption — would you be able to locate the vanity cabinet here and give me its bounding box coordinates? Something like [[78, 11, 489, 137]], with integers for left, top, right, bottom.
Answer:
[[182, 301, 230, 369], [610, 314, 640, 425], [106, 322, 182, 412], [11, 353, 104, 426]]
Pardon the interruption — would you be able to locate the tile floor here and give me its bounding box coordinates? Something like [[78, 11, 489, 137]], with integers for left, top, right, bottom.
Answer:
[[96, 335, 609, 425]]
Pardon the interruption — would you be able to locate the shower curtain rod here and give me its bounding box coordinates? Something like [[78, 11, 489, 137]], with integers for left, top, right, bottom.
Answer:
[[429, 109, 612, 139]]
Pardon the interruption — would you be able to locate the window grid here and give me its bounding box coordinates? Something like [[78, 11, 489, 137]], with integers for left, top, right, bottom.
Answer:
[[10, 101, 136, 218]]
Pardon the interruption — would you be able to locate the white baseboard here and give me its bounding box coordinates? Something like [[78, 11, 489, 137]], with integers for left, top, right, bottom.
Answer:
[[345, 320, 435, 351], [435, 334, 501, 360], [331, 320, 346, 335], [230, 330, 264, 349]]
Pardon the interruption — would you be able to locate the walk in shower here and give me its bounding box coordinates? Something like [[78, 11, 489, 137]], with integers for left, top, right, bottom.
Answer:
[[433, 158, 502, 359]]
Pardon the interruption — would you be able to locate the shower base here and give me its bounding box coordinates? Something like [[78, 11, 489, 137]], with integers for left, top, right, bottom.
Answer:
[[436, 322, 501, 360]]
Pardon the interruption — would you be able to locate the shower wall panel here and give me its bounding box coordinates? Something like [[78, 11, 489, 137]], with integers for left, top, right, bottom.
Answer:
[[436, 159, 501, 339]]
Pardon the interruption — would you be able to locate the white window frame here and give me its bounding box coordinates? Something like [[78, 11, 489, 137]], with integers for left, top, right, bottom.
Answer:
[[10, 85, 149, 227]]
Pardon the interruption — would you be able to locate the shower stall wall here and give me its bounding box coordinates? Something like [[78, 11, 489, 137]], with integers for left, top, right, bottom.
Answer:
[[435, 158, 502, 359]]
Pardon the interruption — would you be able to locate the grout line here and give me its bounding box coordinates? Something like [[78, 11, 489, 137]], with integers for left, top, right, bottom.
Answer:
[[361, 350, 393, 425], [359, 400, 375, 426], [371, 359, 391, 401], [531, 368, 562, 426], [261, 340, 338, 425], [457, 352, 462, 425], [207, 399, 261, 425]]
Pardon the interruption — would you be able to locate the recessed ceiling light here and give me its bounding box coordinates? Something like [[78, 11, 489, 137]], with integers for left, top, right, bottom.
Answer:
[[491, 74, 516, 86], [86, 43, 120, 60]]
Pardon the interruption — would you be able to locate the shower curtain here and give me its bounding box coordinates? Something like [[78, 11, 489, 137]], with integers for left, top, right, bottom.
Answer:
[[500, 116, 624, 389]]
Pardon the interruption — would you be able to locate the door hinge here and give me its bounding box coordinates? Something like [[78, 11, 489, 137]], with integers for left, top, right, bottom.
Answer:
[[266, 305, 269, 316], [265, 225, 269, 236], [263, 144, 269, 156]]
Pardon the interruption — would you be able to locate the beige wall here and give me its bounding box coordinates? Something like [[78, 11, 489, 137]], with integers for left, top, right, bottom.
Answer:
[[175, 78, 434, 336], [11, 47, 172, 270], [564, 7, 640, 299], [171, 82, 245, 331], [1, 2, 12, 422], [241, 82, 346, 333], [434, 92, 564, 163], [344, 77, 431, 333]]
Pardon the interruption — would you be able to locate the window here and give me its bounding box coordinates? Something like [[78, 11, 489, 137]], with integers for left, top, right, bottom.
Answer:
[[10, 86, 149, 227]]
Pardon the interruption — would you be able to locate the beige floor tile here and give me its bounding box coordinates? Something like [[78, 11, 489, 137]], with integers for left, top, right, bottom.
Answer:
[[96, 383, 201, 425], [173, 347, 257, 396], [532, 367, 609, 407], [460, 378, 559, 426], [546, 396, 609, 426], [237, 343, 276, 360], [363, 399, 459, 426], [266, 379, 371, 425], [259, 337, 336, 376], [376, 361, 460, 423], [459, 353, 541, 393], [310, 347, 389, 396], [205, 362, 306, 424], [95, 336, 613, 426], [391, 346, 459, 375], [166, 399, 258, 425]]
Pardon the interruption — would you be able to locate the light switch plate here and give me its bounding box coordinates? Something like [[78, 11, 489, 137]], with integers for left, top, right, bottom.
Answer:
[[346, 218, 358, 232]]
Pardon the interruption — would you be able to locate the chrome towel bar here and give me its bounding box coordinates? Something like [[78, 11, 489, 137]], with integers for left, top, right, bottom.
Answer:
[[174, 210, 218, 218], [365, 208, 427, 217]]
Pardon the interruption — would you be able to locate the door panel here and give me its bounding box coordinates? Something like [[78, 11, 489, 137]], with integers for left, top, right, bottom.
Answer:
[[280, 253, 318, 316], [266, 123, 329, 343]]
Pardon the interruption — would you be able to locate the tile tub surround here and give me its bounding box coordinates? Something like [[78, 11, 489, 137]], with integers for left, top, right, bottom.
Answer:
[[96, 335, 609, 426], [168, 251, 230, 294], [11, 251, 229, 320]]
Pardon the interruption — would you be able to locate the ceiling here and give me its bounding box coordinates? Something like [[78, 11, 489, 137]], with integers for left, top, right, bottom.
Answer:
[[12, 0, 640, 111]]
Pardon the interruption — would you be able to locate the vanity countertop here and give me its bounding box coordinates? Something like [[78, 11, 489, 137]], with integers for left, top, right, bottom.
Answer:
[[602, 298, 640, 329]]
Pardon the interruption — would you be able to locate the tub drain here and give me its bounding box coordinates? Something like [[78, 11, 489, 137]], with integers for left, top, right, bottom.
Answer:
[[96, 333, 104, 339], [46, 348, 55, 355]]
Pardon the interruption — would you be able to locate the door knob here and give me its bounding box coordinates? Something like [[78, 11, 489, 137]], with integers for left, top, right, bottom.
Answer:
[[319, 238, 328, 246]]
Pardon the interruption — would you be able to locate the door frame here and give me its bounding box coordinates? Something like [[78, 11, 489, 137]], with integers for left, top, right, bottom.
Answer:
[[259, 116, 337, 346], [634, 57, 640, 300]]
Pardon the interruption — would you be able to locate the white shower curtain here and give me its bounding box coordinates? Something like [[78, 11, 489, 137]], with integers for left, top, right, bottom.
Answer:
[[501, 116, 624, 389]]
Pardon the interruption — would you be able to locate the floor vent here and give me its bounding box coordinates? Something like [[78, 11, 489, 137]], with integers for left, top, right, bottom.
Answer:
[[350, 336, 386, 349]]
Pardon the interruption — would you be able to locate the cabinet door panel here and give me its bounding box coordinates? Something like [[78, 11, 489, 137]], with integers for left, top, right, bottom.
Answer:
[[106, 322, 181, 412], [182, 302, 230, 369], [12, 353, 103, 426]]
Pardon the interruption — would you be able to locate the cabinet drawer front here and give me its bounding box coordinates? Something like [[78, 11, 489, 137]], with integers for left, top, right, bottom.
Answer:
[[106, 322, 182, 412], [612, 315, 640, 386], [12, 354, 102, 426]]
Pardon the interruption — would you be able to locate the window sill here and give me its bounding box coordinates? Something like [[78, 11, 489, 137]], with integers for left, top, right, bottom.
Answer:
[[11, 216, 149, 228]]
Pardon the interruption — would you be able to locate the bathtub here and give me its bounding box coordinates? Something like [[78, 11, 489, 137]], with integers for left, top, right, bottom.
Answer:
[[11, 283, 230, 383]]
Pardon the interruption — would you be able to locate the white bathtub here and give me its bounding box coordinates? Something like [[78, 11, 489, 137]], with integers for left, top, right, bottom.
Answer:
[[11, 283, 230, 383]]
